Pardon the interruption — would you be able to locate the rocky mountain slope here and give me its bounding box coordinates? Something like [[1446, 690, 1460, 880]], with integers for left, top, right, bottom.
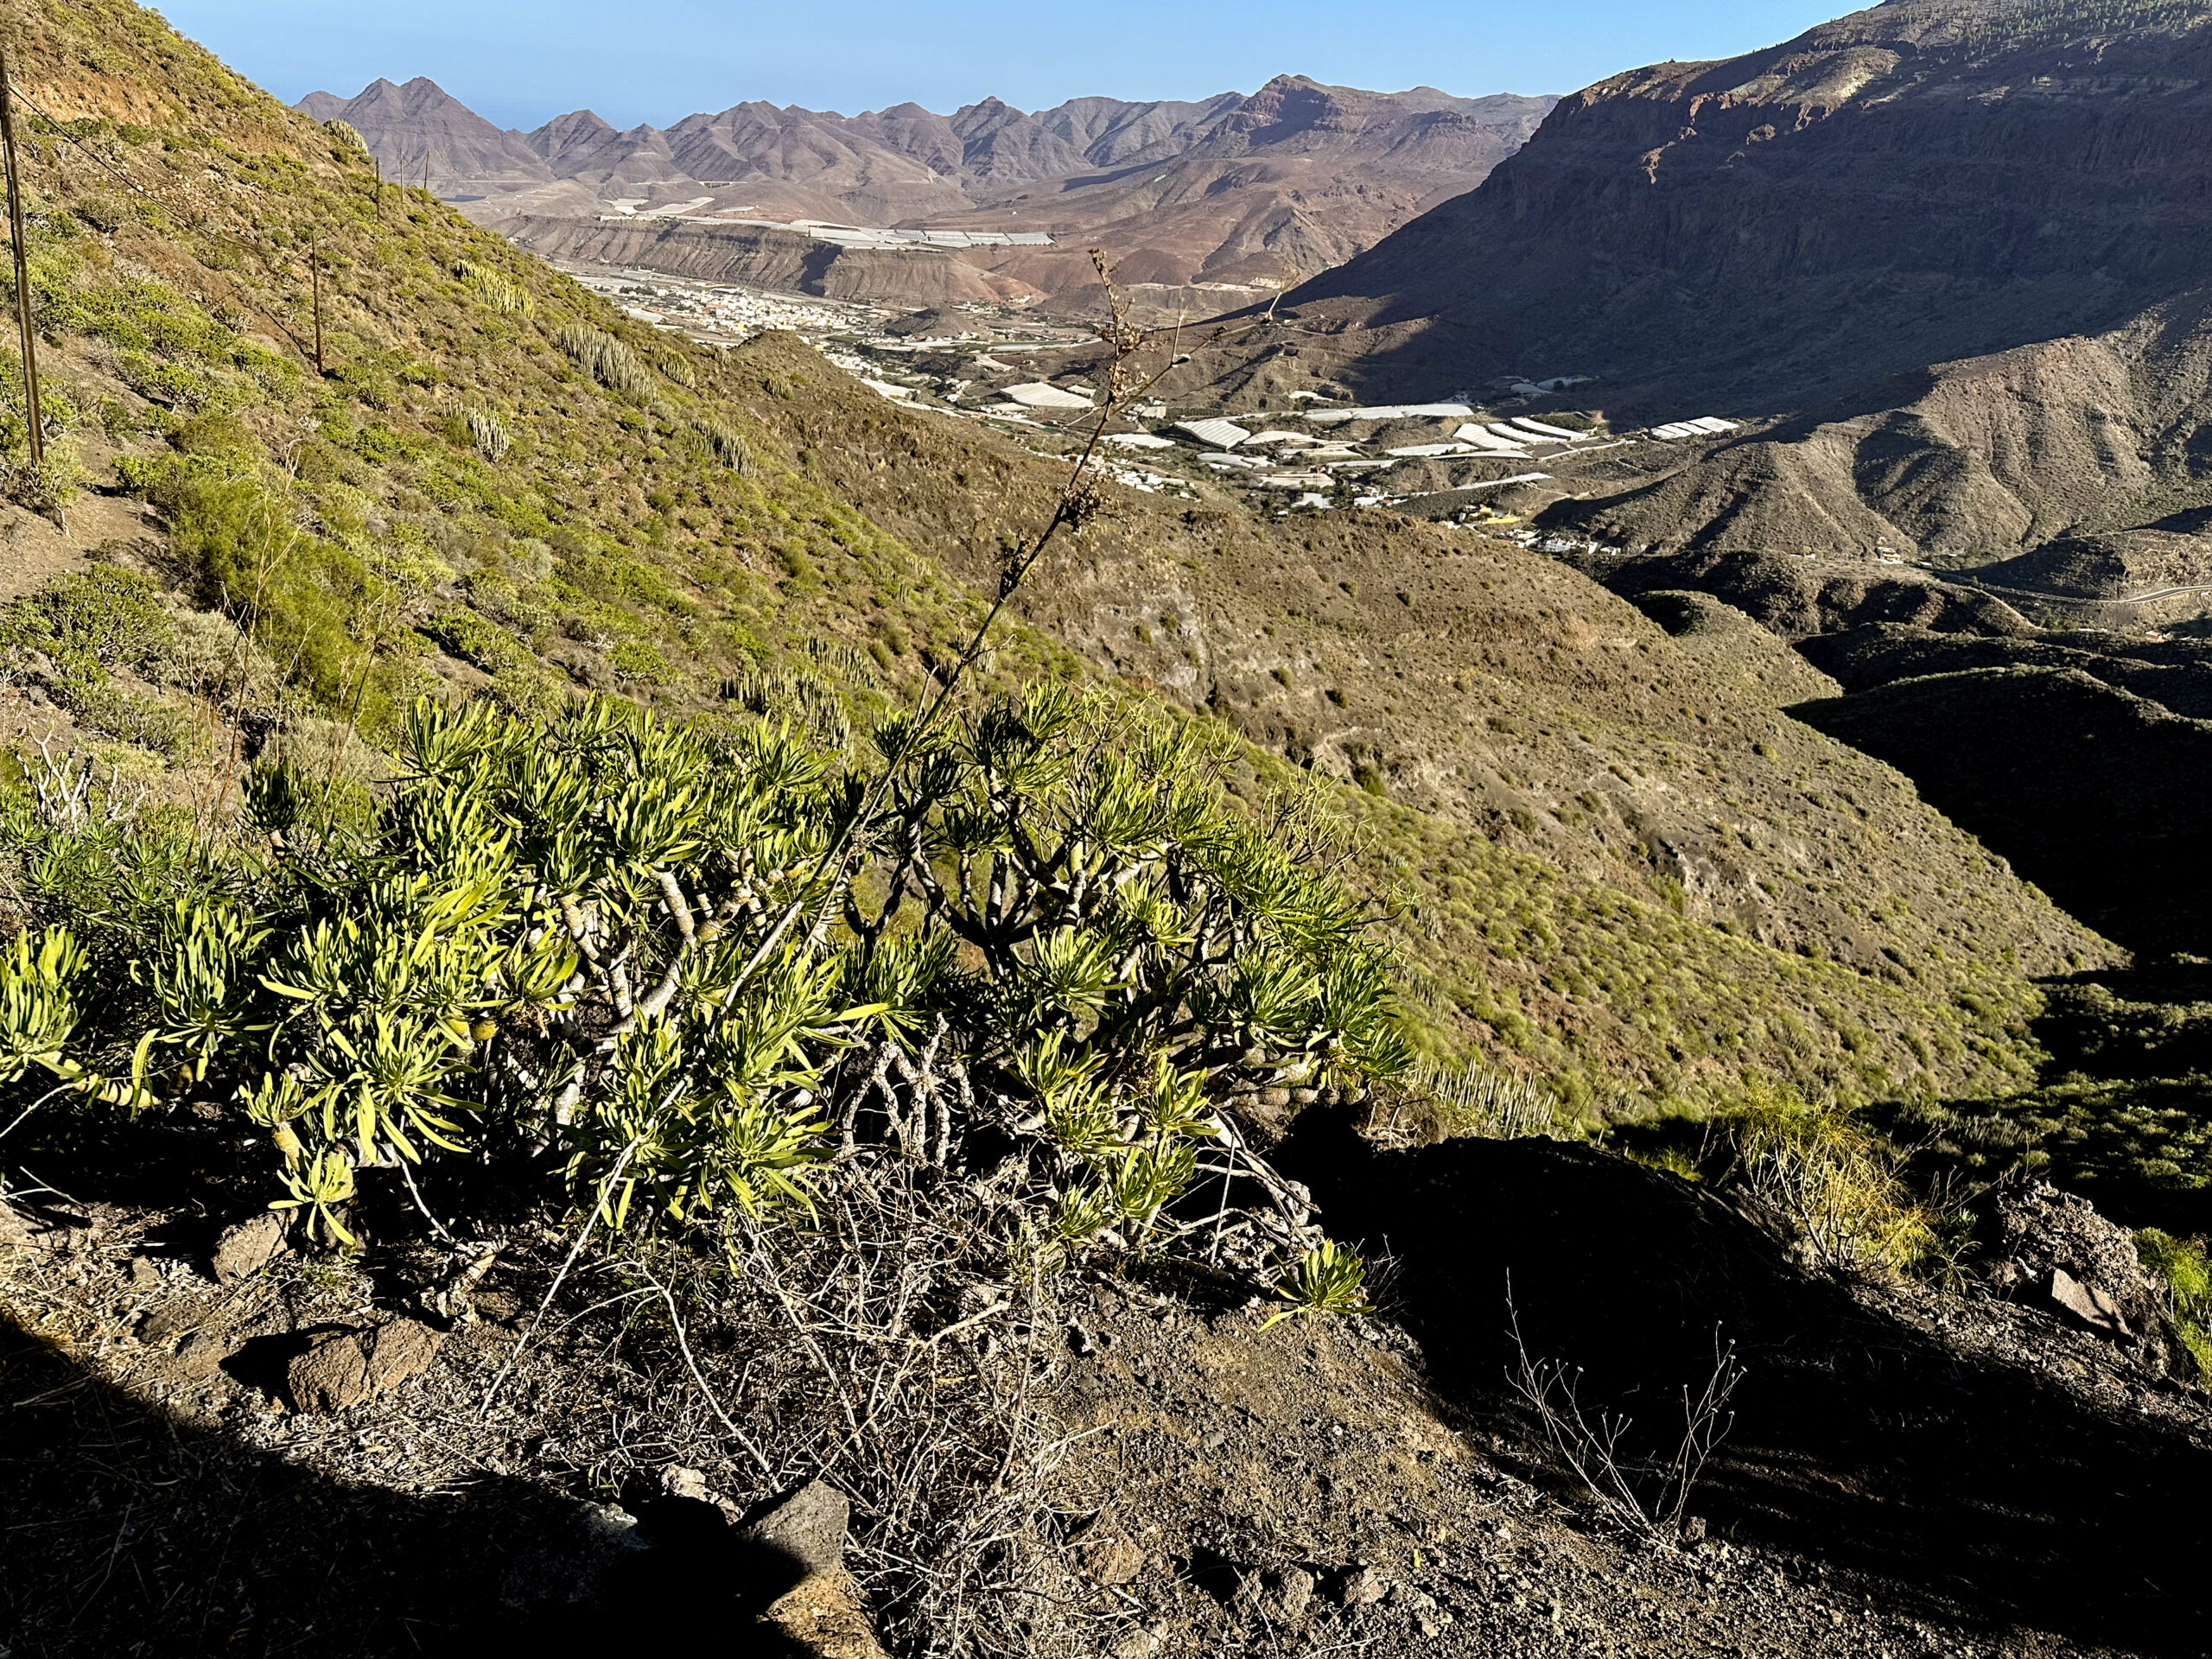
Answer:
[[1262, 0, 2212, 580], [7, 4, 2211, 1658], [300, 75, 1553, 304]]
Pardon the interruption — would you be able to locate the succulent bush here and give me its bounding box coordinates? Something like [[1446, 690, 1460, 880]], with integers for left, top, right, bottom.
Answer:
[[463, 405, 510, 462], [0, 688, 1411, 1272], [454, 258, 533, 318], [556, 323, 657, 402]]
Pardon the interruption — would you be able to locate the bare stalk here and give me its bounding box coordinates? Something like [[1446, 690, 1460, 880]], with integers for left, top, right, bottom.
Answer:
[[1505, 1283, 1743, 1541]]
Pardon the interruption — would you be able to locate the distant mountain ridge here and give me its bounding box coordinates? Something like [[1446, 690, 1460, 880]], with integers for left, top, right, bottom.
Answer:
[[298, 75, 1554, 302], [1264, 0, 2212, 572]]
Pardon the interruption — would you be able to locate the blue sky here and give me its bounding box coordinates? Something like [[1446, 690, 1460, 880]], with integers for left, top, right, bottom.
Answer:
[[156, 0, 1853, 130]]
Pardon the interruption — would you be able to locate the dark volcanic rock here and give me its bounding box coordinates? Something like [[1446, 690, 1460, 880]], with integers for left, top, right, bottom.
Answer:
[[1292, 1, 2212, 413]]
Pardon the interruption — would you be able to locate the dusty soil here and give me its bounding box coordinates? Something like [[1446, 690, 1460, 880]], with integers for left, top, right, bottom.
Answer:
[[4, 1114, 2205, 1659]]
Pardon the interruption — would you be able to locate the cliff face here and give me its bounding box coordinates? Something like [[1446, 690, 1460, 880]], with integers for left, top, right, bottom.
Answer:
[[1281, 0, 2212, 564], [1297, 0, 2212, 409]]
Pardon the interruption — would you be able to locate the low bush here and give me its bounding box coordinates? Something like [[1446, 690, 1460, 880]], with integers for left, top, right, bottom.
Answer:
[[1725, 1088, 1934, 1274], [2137, 1227, 2212, 1374], [68, 682, 204, 762], [0, 688, 1411, 1275], [0, 565, 173, 689]]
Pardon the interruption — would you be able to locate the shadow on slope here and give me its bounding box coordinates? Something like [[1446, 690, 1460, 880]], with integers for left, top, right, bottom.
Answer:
[[1797, 624, 2212, 715], [0, 1310, 811, 1658], [1277, 1113, 2209, 1656], [1789, 667, 2212, 957]]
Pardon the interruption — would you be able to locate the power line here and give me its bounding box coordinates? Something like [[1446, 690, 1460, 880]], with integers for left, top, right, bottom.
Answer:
[[0, 47, 47, 466], [3, 78, 402, 372]]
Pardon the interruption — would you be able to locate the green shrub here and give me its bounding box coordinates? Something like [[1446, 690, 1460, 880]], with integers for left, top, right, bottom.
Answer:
[[1262, 1240, 1373, 1327], [2, 690, 1412, 1258], [607, 636, 677, 686], [1726, 1087, 1934, 1274], [423, 606, 529, 673], [2138, 1228, 2212, 1375], [0, 566, 173, 686], [2, 440, 87, 517], [125, 461, 390, 716], [70, 683, 204, 762]]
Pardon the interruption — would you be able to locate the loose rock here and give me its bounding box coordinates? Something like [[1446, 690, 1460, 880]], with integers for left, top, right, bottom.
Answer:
[[659, 1463, 741, 1523], [1266, 1565, 1317, 1621], [1338, 1564, 1389, 1607], [741, 1478, 849, 1579], [1083, 1535, 1147, 1586], [286, 1319, 442, 1412], [2046, 1267, 2133, 1338], [759, 1570, 891, 1659], [211, 1212, 289, 1285], [175, 1328, 231, 1380]]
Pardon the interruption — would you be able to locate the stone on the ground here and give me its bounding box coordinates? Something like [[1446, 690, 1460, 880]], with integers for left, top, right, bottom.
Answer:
[[1082, 1535, 1147, 1586], [1972, 1176, 2183, 1367], [1268, 1565, 1316, 1620], [2046, 1267, 2133, 1337], [659, 1462, 741, 1522], [286, 1319, 442, 1412], [175, 1328, 232, 1379], [289, 1332, 372, 1412], [211, 1212, 289, 1284], [759, 1570, 890, 1659], [741, 1478, 849, 1578], [1337, 1564, 1388, 1607]]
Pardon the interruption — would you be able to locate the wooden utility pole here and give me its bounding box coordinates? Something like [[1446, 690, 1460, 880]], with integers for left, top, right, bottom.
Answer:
[[0, 35, 45, 467], [308, 233, 324, 375]]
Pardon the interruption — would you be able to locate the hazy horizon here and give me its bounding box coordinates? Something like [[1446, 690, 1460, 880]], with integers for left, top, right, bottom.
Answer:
[[156, 0, 1851, 131]]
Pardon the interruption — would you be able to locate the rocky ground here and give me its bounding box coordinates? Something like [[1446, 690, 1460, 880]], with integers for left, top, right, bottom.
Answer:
[[4, 1122, 2204, 1659]]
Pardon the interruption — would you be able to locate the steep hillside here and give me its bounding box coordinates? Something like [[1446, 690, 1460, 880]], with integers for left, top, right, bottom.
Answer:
[[1263, 0, 2212, 575], [1796, 667, 2212, 954], [15, 10, 2212, 1659], [3, 0, 2109, 1126], [302, 76, 1554, 304]]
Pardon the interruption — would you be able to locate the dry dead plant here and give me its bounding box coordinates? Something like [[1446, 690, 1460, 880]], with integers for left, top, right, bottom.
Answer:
[[23, 734, 144, 830], [596, 1151, 1098, 1659], [1505, 1287, 1743, 1543]]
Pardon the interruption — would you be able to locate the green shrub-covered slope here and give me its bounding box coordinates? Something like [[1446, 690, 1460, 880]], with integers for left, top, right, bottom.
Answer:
[[0, 0, 2110, 1118]]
